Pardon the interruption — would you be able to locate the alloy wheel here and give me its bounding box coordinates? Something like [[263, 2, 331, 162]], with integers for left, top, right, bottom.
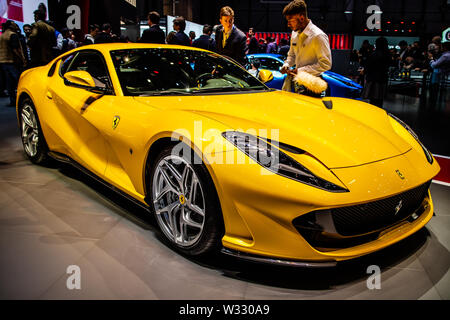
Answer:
[[21, 103, 39, 158], [152, 155, 206, 247]]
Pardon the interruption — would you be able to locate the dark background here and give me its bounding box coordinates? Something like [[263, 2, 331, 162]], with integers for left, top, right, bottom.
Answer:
[[44, 0, 449, 42]]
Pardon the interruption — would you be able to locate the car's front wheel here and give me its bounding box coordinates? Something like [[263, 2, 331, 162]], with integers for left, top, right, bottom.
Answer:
[[149, 145, 224, 256], [19, 98, 49, 165]]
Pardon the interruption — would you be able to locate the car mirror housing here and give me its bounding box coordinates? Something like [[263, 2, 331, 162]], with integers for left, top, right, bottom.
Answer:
[[64, 71, 113, 95], [64, 71, 97, 88], [258, 69, 274, 83]]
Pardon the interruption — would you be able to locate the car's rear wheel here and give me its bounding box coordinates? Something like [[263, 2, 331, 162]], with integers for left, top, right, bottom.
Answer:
[[149, 144, 224, 256], [19, 98, 49, 165]]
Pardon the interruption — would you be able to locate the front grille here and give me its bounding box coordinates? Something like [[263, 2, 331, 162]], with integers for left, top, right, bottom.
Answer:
[[332, 182, 430, 236], [293, 182, 431, 249]]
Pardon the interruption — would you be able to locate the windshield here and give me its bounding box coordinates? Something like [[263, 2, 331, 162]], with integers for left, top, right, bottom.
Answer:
[[110, 49, 269, 96], [247, 56, 283, 71]]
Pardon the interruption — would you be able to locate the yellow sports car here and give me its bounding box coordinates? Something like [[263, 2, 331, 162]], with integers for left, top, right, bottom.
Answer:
[[17, 44, 440, 267]]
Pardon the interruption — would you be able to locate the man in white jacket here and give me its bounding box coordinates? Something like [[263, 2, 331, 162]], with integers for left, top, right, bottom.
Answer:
[[280, 0, 332, 92]]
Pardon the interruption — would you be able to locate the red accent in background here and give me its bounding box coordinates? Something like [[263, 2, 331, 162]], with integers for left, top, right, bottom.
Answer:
[[434, 156, 450, 184], [81, 0, 90, 36], [246, 32, 353, 50], [7, 0, 23, 22]]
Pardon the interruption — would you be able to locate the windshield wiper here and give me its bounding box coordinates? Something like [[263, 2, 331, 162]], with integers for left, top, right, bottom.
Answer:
[[139, 90, 193, 96], [191, 87, 250, 94]]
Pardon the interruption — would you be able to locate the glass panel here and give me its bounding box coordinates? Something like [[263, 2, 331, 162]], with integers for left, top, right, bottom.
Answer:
[[110, 49, 268, 96]]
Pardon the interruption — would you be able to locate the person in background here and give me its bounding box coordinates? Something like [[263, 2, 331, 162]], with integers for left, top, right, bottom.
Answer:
[[15, 24, 29, 69], [189, 31, 196, 45], [398, 40, 408, 65], [166, 31, 176, 44], [84, 24, 99, 45], [248, 57, 261, 78], [278, 38, 290, 57], [362, 37, 391, 108], [266, 37, 278, 54], [44, 20, 63, 58], [168, 17, 190, 46], [28, 10, 56, 67], [23, 24, 32, 39], [22, 24, 32, 67], [280, 0, 332, 91], [192, 24, 216, 51], [428, 31, 450, 108], [38, 2, 48, 21], [61, 28, 77, 53], [258, 38, 267, 53], [95, 23, 113, 44], [359, 39, 372, 69], [247, 27, 259, 54], [428, 36, 442, 58], [211, 24, 221, 41], [0, 20, 26, 106], [140, 11, 165, 44], [215, 6, 247, 65]]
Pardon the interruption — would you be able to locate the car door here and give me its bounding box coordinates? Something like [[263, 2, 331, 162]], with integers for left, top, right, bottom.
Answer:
[[46, 50, 116, 178]]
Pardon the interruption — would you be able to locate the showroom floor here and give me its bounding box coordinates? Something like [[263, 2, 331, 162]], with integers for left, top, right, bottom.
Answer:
[[0, 92, 449, 300]]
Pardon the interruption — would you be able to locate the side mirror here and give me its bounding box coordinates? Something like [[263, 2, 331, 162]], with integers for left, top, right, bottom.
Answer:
[[64, 71, 96, 87], [64, 70, 112, 94], [258, 69, 274, 83]]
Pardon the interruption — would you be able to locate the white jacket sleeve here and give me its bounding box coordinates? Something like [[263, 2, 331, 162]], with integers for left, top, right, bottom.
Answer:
[[283, 34, 296, 68]]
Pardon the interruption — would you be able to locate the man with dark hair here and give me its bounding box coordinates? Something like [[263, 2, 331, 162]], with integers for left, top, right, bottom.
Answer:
[[22, 24, 32, 65], [84, 24, 99, 45], [280, 0, 332, 91], [28, 10, 56, 67], [192, 25, 216, 51], [140, 11, 165, 44], [247, 27, 259, 54], [215, 6, 247, 65], [23, 24, 32, 38], [0, 20, 26, 106], [95, 23, 113, 44], [168, 17, 190, 46], [189, 31, 196, 45]]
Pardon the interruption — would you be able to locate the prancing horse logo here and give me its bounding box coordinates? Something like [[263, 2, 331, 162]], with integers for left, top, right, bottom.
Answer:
[[394, 200, 403, 215], [396, 170, 405, 180], [112, 116, 120, 130]]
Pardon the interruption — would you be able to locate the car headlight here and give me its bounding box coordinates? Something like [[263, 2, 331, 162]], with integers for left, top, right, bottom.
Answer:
[[389, 114, 433, 164], [222, 131, 348, 192]]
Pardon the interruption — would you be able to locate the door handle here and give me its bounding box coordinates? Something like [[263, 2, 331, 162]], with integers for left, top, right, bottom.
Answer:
[[46, 91, 53, 100]]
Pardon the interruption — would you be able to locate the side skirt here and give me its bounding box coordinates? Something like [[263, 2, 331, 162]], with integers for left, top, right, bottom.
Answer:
[[47, 151, 151, 213]]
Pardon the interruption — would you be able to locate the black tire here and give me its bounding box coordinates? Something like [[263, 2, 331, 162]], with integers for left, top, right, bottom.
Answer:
[[18, 97, 49, 165], [148, 144, 224, 256]]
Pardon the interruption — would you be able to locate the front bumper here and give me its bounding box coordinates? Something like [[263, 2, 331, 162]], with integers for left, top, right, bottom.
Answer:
[[206, 148, 439, 264]]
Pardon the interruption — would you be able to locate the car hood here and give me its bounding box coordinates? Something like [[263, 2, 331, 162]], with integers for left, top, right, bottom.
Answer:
[[134, 91, 411, 169]]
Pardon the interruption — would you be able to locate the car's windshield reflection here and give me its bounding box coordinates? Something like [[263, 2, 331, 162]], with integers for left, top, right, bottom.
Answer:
[[110, 49, 269, 96]]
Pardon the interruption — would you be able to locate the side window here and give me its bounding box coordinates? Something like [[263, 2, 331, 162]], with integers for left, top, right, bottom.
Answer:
[[259, 58, 283, 71], [63, 51, 112, 89], [60, 54, 76, 76]]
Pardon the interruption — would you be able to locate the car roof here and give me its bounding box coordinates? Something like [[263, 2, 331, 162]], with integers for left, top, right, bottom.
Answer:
[[70, 43, 210, 55]]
